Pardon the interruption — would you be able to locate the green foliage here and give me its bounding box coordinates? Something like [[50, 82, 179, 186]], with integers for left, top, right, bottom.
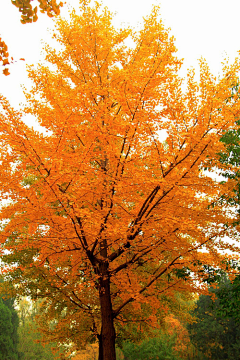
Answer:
[[0, 297, 20, 360], [217, 97, 240, 216], [121, 330, 183, 360], [170, 262, 225, 285], [216, 267, 240, 323], [188, 279, 240, 360]]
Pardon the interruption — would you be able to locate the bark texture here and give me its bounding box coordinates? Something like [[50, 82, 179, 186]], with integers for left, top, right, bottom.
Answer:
[[99, 267, 116, 360]]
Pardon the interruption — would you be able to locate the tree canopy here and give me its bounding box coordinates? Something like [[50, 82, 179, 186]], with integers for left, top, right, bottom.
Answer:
[[1, 2, 240, 359]]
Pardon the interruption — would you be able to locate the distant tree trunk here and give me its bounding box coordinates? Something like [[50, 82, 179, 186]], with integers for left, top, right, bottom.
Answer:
[[99, 267, 116, 360]]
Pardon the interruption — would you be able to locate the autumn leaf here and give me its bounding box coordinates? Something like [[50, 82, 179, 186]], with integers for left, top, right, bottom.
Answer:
[[2, 59, 9, 66], [2, 68, 10, 76]]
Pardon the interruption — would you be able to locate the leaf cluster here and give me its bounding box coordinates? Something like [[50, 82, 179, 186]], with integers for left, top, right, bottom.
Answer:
[[11, 0, 63, 24], [0, 0, 63, 75]]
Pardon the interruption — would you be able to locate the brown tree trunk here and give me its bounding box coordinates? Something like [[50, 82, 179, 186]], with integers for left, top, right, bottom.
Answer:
[[97, 332, 103, 360], [99, 270, 116, 360]]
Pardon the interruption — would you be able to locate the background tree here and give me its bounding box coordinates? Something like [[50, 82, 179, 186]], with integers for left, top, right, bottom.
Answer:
[[122, 330, 184, 360], [213, 79, 240, 218], [0, 296, 20, 360], [209, 81, 240, 325], [217, 275, 240, 322], [214, 261, 240, 323], [1, 2, 240, 359], [188, 279, 240, 360], [121, 312, 193, 360]]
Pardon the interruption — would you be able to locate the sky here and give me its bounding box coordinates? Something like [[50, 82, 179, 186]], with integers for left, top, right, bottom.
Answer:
[[0, 0, 240, 109]]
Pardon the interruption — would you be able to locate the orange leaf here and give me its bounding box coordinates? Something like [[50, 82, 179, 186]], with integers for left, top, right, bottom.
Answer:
[[2, 58, 9, 66], [2, 68, 10, 76]]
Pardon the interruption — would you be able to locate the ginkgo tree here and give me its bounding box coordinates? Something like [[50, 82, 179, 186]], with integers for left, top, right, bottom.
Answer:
[[0, 1, 240, 359]]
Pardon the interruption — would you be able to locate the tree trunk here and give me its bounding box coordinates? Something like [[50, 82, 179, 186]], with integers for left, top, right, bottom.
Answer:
[[97, 332, 103, 360], [99, 271, 116, 360]]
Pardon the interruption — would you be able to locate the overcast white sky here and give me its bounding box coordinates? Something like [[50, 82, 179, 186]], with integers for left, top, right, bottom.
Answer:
[[0, 0, 240, 109]]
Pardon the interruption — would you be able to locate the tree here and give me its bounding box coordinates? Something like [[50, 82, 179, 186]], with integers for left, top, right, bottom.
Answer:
[[210, 81, 240, 325], [0, 296, 20, 360], [0, 0, 63, 75], [0, 1, 240, 359], [215, 80, 240, 226], [217, 275, 240, 322], [214, 261, 240, 323], [188, 280, 240, 359]]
